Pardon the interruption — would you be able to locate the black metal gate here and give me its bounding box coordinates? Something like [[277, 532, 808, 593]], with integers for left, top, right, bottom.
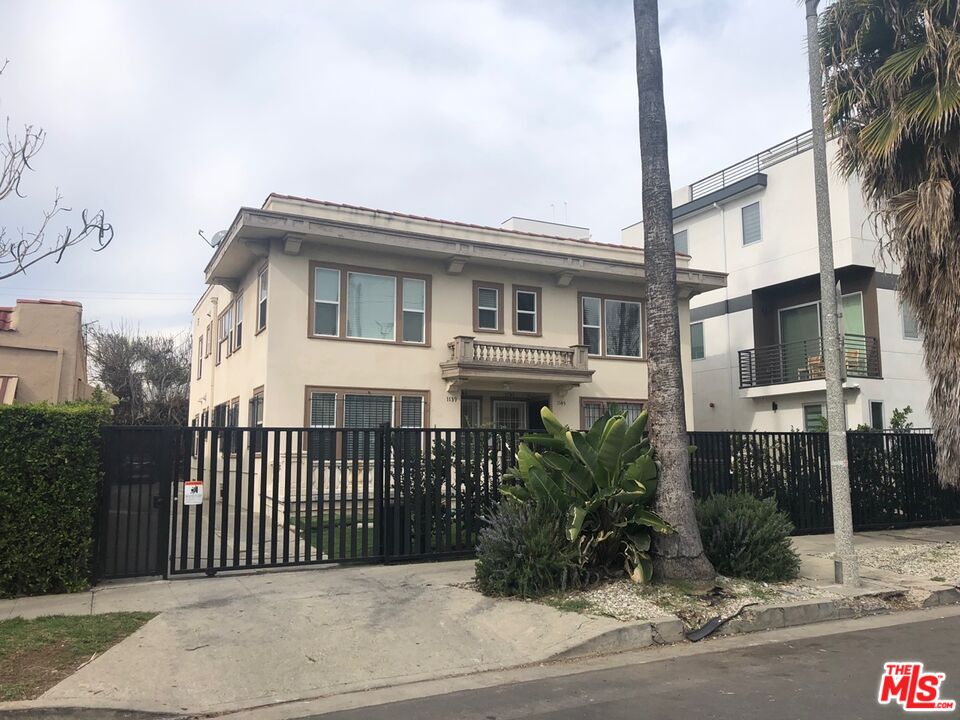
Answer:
[[97, 425, 517, 580], [96, 427, 175, 580]]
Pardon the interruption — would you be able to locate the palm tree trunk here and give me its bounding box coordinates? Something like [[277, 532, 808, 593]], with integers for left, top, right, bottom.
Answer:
[[804, 0, 860, 586], [633, 0, 715, 583]]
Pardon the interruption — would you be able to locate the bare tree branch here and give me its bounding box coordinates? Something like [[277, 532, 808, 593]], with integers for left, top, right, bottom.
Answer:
[[0, 58, 114, 281]]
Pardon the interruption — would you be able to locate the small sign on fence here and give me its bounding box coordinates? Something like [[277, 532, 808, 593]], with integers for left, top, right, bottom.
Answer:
[[184, 480, 203, 506]]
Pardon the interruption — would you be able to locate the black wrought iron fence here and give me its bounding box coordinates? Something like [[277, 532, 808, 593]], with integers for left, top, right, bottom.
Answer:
[[689, 430, 960, 534]]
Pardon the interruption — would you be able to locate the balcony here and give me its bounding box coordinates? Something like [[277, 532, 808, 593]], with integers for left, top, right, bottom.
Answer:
[[738, 334, 881, 389], [441, 336, 594, 391]]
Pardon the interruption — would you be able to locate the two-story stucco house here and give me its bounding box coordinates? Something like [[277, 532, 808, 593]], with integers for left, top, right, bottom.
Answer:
[[189, 194, 726, 432], [622, 131, 930, 432]]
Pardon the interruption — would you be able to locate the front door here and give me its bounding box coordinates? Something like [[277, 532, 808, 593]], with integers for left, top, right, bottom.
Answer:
[[492, 400, 528, 430]]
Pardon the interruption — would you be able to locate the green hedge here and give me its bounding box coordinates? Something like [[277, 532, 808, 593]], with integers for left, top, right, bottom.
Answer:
[[0, 403, 110, 598]]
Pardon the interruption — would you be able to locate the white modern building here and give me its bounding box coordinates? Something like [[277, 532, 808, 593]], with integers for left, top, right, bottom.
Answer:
[[622, 131, 929, 432]]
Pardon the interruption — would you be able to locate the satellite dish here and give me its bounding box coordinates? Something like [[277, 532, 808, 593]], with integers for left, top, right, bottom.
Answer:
[[211, 230, 228, 247]]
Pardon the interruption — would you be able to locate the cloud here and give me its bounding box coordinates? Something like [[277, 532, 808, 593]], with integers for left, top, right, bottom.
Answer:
[[0, 0, 812, 330]]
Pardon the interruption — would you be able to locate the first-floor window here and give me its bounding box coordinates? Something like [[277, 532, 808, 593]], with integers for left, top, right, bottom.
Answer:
[[345, 393, 394, 459], [803, 404, 824, 432], [493, 400, 527, 430], [309, 392, 337, 460], [249, 390, 264, 451], [691, 321, 704, 360], [902, 301, 920, 339], [461, 398, 481, 428], [581, 399, 645, 429], [870, 401, 884, 430]]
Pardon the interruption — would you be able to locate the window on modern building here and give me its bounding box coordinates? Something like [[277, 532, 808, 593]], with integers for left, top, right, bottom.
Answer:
[[233, 294, 243, 350], [476, 284, 501, 332], [604, 299, 642, 357], [581, 296, 601, 355], [803, 403, 824, 432], [902, 302, 920, 339], [691, 321, 705, 360], [257, 267, 268, 332], [870, 401, 884, 430], [741, 202, 762, 245], [402, 278, 426, 343], [581, 399, 645, 429], [314, 267, 341, 337], [493, 400, 527, 430], [674, 229, 689, 254], [514, 287, 539, 334], [461, 398, 481, 428], [196, 336, 203, 379], [347, 272, 397, 341]]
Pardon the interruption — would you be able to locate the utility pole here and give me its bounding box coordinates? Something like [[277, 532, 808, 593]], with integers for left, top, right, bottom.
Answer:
[[804, 0, 860, 586]]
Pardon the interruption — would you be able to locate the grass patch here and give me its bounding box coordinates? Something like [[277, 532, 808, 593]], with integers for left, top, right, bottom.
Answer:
[[0, 612, 154, 700], [544, 596, 595, 614], [290, 513, 377, 559]]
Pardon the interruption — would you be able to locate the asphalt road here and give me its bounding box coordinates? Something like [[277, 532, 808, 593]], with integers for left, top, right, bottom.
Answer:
[[309, 615, 960, 720]]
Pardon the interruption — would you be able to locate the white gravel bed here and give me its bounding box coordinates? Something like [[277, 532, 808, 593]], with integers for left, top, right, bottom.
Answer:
[[847, 542, 960, 583], [548, 576, 841, 628]]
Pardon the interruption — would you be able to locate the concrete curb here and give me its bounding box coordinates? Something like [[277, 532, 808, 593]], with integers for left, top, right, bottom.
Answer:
[[548, 585, 960, 660]]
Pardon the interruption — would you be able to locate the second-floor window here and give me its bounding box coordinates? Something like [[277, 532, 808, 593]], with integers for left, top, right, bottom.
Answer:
[[580, 295, 644, 359], [691, 321, 704, 360], [741, 201, 762, 245], [310, 263, 429, 345], [257, 267, 268, 332], [233, 293, 243, 350], [674, 229, 689, 254], [513, 286, 540, 335], [474, 281, 503, 333], [196, 336, 203, 379], [217, 305, 233, 363]]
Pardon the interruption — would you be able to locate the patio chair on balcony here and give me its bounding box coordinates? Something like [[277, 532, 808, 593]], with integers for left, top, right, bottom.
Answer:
[[798, 355, 824, 381]]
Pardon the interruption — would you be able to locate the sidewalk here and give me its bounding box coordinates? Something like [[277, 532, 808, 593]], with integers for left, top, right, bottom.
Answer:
[[1, 527, 957, 717], [0, 561, 633, 716]]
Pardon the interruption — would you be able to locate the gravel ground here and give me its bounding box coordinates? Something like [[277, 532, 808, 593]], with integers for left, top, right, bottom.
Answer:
[[545, 577, 841, 629], [846, 542, 960, 583]]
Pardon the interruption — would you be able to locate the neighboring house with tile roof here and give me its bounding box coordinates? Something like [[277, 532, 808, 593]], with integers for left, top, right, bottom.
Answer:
[[0, 299, 95, 404], [189, 194, 727, 433]]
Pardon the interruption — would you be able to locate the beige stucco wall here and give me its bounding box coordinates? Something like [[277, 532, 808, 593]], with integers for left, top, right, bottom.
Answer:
[[0, 301, 89, 404], [191, 241, 698, 430]]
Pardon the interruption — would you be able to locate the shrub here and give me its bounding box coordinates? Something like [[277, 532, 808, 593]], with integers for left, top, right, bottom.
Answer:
[[475, 499, 579, 598], [0, 402, 110, 597], [499, 407, 670, 586], [696, 493, 800, 582]]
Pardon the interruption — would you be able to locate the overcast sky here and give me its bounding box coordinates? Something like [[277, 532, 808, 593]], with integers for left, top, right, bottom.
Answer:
[[1, 0, 813, 333]]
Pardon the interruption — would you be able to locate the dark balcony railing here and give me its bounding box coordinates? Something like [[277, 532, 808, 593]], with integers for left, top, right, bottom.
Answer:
[[738, 334, 881, 388]]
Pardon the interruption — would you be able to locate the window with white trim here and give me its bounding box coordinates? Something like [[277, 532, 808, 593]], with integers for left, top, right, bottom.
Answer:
[[402, 278, 426, 343], [257, 267, 268, 332], [803, 403, 824, 432], [870, 400, 884, 430], [477, 286, 500, 331], [581, 296, 601, 355], [233, 293, 243, 350], [314, 267, 340, 337], [515, 288, 538, 334]]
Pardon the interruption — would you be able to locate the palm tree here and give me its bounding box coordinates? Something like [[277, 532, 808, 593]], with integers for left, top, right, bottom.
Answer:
[[820, 1, 960, 487], [633, 0, 716, 582]]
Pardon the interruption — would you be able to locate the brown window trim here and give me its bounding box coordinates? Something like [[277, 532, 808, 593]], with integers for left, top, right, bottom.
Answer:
[[579, 397, 647, 430], [302, 385, 431, 428], [307, 261, 432, 347], [577, 292, 648, 361], [473, 280, 505, 334], [511, 284, 542, 337]]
